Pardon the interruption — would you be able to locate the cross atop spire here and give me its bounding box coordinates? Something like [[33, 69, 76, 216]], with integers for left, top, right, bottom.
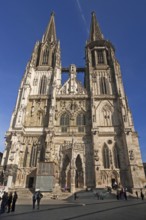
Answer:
[[89, 11, 104, 42], [43, 11, 57, 43]]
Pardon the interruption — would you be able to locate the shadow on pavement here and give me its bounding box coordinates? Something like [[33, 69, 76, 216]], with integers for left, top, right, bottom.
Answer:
[[0, 200, 146, 219]]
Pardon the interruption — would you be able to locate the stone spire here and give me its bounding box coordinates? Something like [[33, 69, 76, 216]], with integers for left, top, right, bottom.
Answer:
[[43, 11, 57, 43], [89, 11, 104, 42]]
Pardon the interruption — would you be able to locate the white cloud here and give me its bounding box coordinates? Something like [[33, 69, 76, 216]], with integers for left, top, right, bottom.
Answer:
[[76, 0, 89, 34]]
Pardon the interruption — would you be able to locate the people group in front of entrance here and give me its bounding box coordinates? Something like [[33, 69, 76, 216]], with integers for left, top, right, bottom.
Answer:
[[0, 186, 145, 214], [0, 191, 18, 213]]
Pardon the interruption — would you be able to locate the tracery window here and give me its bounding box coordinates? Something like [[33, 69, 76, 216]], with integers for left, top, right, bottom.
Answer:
[[42, 48, 49, 65], [91, 50, 95, 67], [103, 144, 110, 168], [91, 49, 105, 67], [60, 113, 70, 132], [30, 145, 38, 167], [97, 50, 104, 64], [100, 77, 110, 95], [103, 108, 112, 126], [39, 75, 47, 95], [76, 113, 86, 132]]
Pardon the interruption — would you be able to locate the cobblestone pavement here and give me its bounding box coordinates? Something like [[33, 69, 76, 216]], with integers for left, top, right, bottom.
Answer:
[[0, 194, 146, 220]]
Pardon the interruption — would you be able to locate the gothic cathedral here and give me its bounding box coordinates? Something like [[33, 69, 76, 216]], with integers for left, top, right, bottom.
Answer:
[[1, 12, 145, 192]]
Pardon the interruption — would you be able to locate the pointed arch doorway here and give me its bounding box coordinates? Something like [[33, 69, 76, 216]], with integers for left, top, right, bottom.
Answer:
[[75, 155, 84, 188], [61, 155, 71, 190]]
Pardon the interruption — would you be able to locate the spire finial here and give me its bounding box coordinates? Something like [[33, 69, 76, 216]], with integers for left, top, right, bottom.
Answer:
[[91, 11, 95, 15], [43, 11, 57, 43], [89, 11, 104, 41], [51, 11, 55, 16]]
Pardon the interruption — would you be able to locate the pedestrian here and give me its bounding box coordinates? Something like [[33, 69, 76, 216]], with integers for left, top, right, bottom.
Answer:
[[113, 181, 118, 190], [7, 192, 13, 213], [11, 191, 18, 212], [1, 191, 8, 213], [140, 189, 144, 200], [96, 192, 100, 200], [116, 189, 120, 200], [74, 192, 77, 200], [32, 192, 37, 209], [135, 191, 138, 199], [36, 190, 43, 209], [120, 188, 124, 199], [123, 188, 127, 200]]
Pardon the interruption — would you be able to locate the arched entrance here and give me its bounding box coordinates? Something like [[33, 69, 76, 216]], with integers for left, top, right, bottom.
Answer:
[[110, 171, 119, 189], [61, 155, 71, 190], [75, 155, 84, 188]]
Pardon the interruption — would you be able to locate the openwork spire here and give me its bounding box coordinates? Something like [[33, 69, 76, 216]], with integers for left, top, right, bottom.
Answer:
[[43, 11, 57, 43], [89, 11, 104, 41]]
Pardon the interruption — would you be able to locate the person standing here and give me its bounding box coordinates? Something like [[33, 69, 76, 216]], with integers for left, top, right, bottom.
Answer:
[[11, 191, 18, 212], [116, 189, 120, 200], [96, 192, 100, 200], [140, 189, 144, 200], [1, 191, 8, 213], [74, 192, 77, 200], [7, 192, 13, 213], [36, 190, 43, 209], [135, 191, 138, 199], [32, 192, 37, 209], [123, 188, 127, 200]]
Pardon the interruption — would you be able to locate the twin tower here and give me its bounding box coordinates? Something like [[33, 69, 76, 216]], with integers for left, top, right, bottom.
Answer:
[[1, 12, 145, 192]]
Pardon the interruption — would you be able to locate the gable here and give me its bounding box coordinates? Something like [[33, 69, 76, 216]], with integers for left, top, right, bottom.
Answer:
[[58, 78, 87, 95]]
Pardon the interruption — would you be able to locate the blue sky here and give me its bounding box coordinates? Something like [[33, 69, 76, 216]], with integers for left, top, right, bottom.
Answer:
[[0, 0, 146, 160]]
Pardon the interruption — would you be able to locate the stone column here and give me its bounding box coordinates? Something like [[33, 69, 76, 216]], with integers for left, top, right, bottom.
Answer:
[[70, 167, 76, 193], [70, 156, 76, 193]]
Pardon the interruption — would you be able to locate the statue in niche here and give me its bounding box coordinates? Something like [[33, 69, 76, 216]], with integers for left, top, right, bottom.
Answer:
[[31, 106, 35, 116], [129, 150, 134, 160], [70, 101, 77, 112], [94, 150, 99, 161]]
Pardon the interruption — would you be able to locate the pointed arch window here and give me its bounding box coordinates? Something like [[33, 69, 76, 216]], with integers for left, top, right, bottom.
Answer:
[[39, 75, 47, 95], [113, 145, 120, 169], [91, 50, 95, 67], [42, 48, 49, 65], [100, 77, 110, 94], [52, 52, 56, 68], [30, 145, 38, 167], [77, 113, 86, 132], [102, 107, 112, 126], [60, 113, 70, 132], [97, 50, 104, 64], [91, 49, 105, 67], [103, 144, 110, 168]]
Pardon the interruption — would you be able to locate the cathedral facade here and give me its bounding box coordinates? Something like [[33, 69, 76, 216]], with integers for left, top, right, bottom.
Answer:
[[1, 12, 145, 192]]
